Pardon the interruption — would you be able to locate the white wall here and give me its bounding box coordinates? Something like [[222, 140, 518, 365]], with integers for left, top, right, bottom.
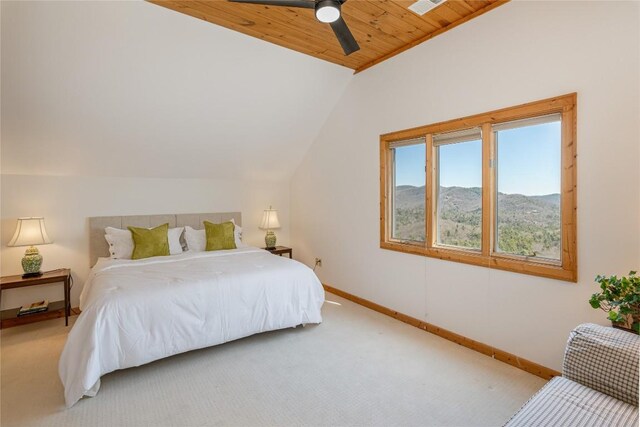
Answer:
[[291, 1, 640, 371], [0, 1, 352, 182], [0, 174, 290, 309], [2, 0, 639, 372], [0, 1, 351, 308]]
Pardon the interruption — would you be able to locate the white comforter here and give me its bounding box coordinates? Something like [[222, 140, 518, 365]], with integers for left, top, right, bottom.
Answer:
[[59, 247, 324, 408]]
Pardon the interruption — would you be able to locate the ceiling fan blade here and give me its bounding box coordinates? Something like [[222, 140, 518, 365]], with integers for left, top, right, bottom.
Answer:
[[228, 0, 315, 8], [329, 16, 359, 55]]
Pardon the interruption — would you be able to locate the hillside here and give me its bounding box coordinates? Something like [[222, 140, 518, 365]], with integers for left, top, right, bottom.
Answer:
[[393, 186, 560, 259]]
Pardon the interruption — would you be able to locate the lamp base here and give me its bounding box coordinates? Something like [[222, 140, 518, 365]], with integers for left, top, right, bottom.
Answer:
[[22, 246, 43, 277], [22, 271, 43, 279], [265, 231, 277, 249]]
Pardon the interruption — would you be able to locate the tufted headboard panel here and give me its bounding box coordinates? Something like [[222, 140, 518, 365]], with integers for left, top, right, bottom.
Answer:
[[88, 212, 241, 267]]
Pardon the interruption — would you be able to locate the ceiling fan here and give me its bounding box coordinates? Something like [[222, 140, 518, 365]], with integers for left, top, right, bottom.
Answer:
[[227, 0, 360, 55]]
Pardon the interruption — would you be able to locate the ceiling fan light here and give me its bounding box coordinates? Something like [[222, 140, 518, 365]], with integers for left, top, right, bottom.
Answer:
[[315, 0, 340, 23]]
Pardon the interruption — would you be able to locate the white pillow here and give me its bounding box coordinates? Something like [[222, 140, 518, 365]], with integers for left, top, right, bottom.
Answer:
[[104, 226, 183, 259], [105, 227, 134, 259], [168, 227, 184, 255], [184, 219, 243, 252], [230, 218, 243, 246], [184, 226, 206, 252]]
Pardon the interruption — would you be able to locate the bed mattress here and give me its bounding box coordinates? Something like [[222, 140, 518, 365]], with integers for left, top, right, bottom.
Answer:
[[59, 247, 324, 407]]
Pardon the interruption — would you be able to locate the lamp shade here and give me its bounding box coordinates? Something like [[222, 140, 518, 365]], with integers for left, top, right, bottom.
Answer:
[[259, 207, 281, 230], [7, 217, 53, 247]]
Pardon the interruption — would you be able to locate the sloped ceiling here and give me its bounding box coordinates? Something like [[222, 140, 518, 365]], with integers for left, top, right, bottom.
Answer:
[[150, 0, 507, 73], [1, 1, 353, 182]]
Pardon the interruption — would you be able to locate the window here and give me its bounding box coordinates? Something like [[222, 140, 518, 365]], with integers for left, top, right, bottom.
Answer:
[[434, 129, 483, 251], [494, 115, 562, 261], [389, 139, 426, 243], [380, 94, 577, 281]]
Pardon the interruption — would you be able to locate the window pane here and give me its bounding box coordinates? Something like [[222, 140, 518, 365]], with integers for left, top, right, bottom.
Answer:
[[495, 118, 561, 260], [435, 137, 483, 250], [391, 140, 426, 242]]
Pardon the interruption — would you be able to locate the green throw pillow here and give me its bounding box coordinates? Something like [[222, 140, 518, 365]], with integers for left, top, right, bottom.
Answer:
[[128, 223, 170, 260], [204, 221, 236, 251]]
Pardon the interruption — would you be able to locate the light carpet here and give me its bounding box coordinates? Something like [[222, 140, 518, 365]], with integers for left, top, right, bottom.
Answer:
[[1, 293, 545, 427]]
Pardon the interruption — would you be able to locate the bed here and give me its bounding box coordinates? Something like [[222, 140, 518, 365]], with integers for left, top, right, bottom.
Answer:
[[58, 213, 325, 408]]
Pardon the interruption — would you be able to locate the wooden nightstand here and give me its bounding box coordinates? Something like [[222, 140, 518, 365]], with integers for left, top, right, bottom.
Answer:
[[0, 268, 72, 329], [263, 246, 293, 258]]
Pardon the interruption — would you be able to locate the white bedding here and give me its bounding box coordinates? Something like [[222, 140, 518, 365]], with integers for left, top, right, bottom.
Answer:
[[59, 247, 324, 408]]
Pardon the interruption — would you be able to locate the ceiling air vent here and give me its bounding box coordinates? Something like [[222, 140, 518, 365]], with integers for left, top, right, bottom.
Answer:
[[408, 0, 446, 16]]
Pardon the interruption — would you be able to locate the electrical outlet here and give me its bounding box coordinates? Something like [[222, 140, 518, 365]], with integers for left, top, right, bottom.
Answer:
[[314, 258, 322, 268]]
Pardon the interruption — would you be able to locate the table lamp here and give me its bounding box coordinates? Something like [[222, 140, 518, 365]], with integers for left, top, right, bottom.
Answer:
[[259, 206, 281, 249], [7, 217, 53, 278]]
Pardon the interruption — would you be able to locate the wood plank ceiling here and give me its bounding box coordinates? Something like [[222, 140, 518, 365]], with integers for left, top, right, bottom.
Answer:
[[149, 0, 508, 73]]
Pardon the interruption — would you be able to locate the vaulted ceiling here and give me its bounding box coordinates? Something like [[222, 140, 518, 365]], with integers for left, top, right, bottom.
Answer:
[[2, 0, 507, 184], [149, 0, 507, 72], [1, 1, 352, 182]]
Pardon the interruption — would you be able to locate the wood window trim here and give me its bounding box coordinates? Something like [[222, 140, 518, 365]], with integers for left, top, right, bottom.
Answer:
[[380, 93, 577, 282]]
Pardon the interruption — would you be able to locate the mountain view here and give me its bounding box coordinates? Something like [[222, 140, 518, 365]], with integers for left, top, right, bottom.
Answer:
[[393, 185, 561, 259]]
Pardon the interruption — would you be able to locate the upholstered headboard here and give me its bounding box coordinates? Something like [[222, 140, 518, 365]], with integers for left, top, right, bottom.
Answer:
[[88, 212, 242, 267]]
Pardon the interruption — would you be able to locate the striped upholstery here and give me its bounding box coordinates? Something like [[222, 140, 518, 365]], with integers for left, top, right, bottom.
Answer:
[[505, 324, 640, 427], [563, 323, 639, 406], [504, 377, 639, 427]]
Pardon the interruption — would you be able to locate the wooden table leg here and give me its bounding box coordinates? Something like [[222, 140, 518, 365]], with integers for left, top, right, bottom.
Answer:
[[64, 276, 70, 326]]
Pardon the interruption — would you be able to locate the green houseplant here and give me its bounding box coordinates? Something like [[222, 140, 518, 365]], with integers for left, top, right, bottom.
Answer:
[[589, 271, 640, 334]]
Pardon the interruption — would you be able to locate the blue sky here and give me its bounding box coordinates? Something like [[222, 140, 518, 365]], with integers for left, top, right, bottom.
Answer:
[[394, 121, 561, 196]]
